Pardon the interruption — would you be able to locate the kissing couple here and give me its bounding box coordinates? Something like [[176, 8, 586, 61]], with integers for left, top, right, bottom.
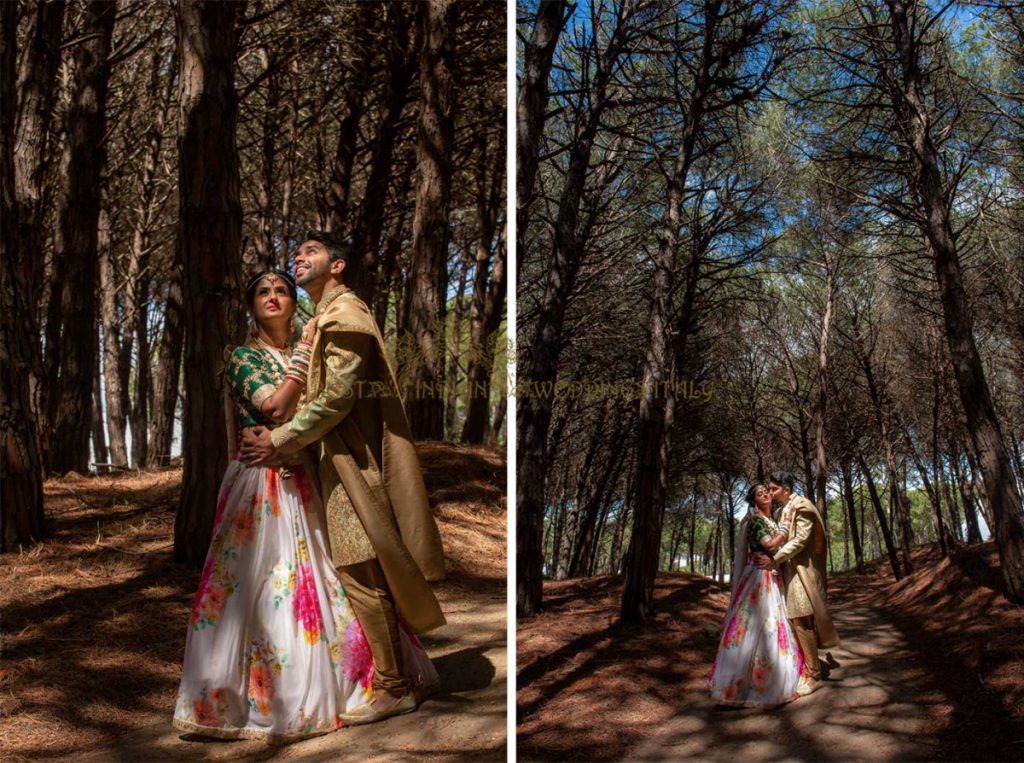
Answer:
[[173, 231, 446, 743], [708, 472, 840, 707]]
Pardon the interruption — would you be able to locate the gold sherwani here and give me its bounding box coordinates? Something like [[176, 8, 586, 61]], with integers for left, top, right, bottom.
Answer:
[[270, 285, 446, 633], [773, 494, 839, 648]]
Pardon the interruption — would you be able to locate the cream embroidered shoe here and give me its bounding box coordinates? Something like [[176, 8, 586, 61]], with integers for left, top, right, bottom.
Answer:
[[339, 692, 417, 726], [797, 678, 821, 696]]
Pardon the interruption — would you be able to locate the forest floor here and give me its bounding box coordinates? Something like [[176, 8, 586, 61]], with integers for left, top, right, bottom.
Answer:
[[0, 442, 507, 762], [517, 543, 1024, 761]]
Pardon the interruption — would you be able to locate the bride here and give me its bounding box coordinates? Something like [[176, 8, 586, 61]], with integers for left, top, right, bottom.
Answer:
[[708, 482, 810, 707], [172, 269, 437, 743]]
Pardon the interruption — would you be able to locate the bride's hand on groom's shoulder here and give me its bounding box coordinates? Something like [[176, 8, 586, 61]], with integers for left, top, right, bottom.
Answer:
[[301, 315, 320, 343]]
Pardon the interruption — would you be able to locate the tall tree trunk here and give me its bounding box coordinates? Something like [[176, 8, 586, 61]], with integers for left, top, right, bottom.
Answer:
[[1, 0, 46, 550], [374, 185, 414, 329], [14, 0, 65, 306], [840, 458, 865, 572], [174, 0, 246, 567], [517, 190, 572, 601], [253, 46, 278, 269], [49, 0, 116, 475], [800, 415, 816, 506], [462, 131, 506, 443], [589, 493, 616, 576], [858, 482, 867, 554], [489, 388, 506, 445], [902, 422, 948, 556], [702, 516, 716, 577], [98, 196, 128, 467], [13, 0, 65, 471], [887, 0, 1024, 602], [939, 454, 963, 543], [127, 48, 173, 469], [589, 452, 629, 575], [713, 501, 724, 583], [609, 505, 628, 576], [325, 1, 378, 234], [688, 491, 698, 573], [42, 246, 63, 468], [861, 349, 913, 572], [719, 474, 736, 566], [667, 507, 686, 573], [887, 462, 913, 571], [465, 230, 507, 444], [951, 445, 983, 544], [131, 289, 151, 468], [150, 271, 184, 465], [841, 488, 849, 570], [813, 250, 835, 526], [929, 322, 955, 549], [278, 54, 299, 269], [406, 0, 456, 441], [558, 500, 577, 580], [857, 452, 903, 580], [621, 161, 704, 622], [964, 446, 994, 530], [568, 415, 622, 578], [350, 3, 418, 303], [549, 495, 566, 579], [516, 0, 566, 273], [444, 254, 469, 439], [91, 336, 108, 470]]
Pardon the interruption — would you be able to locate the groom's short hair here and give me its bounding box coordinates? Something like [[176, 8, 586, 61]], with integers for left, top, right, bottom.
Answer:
[[303, 229, 353, 267], [769, 471, 796, 490]]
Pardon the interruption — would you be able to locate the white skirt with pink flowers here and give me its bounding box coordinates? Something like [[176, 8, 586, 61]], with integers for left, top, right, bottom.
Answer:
[[708, 564, 809, 707], [172, 457, 437, 743]]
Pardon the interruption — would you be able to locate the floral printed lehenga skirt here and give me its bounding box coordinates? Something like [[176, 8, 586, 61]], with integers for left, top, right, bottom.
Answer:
[[172, 457, 438, 743], [708, 564, 809, 707]]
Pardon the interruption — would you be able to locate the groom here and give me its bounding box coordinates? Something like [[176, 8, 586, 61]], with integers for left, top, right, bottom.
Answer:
[[240, 230, 446, 724], [752, 471, 839, 695]]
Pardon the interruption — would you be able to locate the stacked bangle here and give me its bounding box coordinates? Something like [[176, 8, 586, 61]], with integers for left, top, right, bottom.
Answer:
[[285, 340, 313, 387]]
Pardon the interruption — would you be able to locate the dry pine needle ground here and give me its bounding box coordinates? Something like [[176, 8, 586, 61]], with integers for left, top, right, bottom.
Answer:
[[1, 442, 505, 762]]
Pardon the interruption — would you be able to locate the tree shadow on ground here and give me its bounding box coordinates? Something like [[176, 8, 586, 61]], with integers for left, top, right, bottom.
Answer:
[[517, 566, 1014, 762]]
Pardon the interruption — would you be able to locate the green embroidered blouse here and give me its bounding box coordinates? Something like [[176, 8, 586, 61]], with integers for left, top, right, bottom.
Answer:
[[225, 344, 289, 428], [748, 514, 778, 554]]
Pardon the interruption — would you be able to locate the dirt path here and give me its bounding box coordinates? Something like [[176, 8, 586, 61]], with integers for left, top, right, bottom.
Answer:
[[78, 586, 506, 763], [518, 573, 992, 762], [628, 603, 945, 761]]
